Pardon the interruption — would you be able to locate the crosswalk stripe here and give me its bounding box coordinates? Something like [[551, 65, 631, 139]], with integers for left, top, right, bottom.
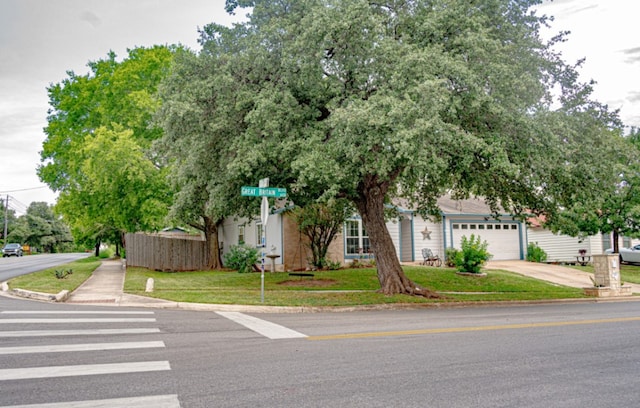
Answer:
[[1, 311, 154, 315], [0, 318, 156, 324], [0, 328, 161, 337], [0, 394, 181, 408], [0, 341, 165, 355], [0, 361, 171, 381], [216, 311, 307, 339]]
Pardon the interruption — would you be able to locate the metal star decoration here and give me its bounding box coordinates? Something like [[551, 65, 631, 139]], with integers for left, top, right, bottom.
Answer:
[[421, 226, 432, 240]]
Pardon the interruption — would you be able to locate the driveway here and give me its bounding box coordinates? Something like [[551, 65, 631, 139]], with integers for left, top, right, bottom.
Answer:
[[485, 260, 640, 294]]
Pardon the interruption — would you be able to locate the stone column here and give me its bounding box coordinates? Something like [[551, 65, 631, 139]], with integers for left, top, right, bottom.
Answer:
[[592, 254, 621, 290]]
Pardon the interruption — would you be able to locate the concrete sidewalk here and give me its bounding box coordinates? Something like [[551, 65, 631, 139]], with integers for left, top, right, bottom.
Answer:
[[66, 259, 177, 307], [484, 260, 640, 294]]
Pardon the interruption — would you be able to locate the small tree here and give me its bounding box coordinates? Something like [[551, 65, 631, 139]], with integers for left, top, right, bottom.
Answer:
[[454, 235, 491, 274], [526, 242, 548, 263], [224, 244, 259, 273], [290, 200, 351, 269]]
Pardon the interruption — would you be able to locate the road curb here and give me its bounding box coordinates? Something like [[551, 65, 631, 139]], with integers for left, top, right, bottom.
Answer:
[[2, 287, 69, 303]]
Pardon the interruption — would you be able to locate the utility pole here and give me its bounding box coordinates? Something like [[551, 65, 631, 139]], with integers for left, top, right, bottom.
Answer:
[[3, 195, 8, 246]]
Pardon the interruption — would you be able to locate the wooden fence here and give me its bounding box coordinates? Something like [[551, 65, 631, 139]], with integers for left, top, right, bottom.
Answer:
[[125, 233, 209, 271]]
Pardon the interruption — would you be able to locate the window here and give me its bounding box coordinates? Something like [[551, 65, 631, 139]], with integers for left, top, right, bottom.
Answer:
[[461, 224, 468, 230], [238, 226, 245, 244], [486, 224, 493, 230], [478, 225, 485, 230], [495, 225, 501, 230], [470, 224, 477, 230], [452, 224, 460, 229], [623, 235, 632, 248], [511, 224, 518, 230], [345, 219, 370, 256], [602, 233, 611, 252]]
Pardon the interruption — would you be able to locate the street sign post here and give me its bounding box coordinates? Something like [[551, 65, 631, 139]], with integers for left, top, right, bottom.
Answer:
[[240, 182, 287, 303]]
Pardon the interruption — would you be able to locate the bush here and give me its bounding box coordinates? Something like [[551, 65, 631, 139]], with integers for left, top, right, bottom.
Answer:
[[526, 242, 547, 263], [224, 244, 260, 273], [445, 247, 459, 267], [454, 234, 492, 274]]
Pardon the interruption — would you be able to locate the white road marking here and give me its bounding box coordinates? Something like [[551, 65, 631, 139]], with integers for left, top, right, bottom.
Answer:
[[0, 361, 171, 381], [0, 394, 181, 408], [0, 328, 161, 337], [1, 311, 154, 315], [0, 341, 165, 355], [0, 318, 156, 324], [216, 311, 307, 339]]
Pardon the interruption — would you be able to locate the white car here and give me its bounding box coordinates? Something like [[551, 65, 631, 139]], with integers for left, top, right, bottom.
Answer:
[[605, 245, 640, 264]]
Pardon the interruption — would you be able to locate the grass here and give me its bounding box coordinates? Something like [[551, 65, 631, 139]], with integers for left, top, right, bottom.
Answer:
[[7, 257, 102, 294], [123, 265, 587, 307], [570, 263, 640, 285]]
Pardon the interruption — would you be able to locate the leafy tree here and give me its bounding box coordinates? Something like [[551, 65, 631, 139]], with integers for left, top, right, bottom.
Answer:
[[290, 200, 352, 269], [545, 128, 640, 253], [154, 49, 251, 269], [6, 202, 72, 253], [203, 0, 623, 296], [39, 46, 175, 251]]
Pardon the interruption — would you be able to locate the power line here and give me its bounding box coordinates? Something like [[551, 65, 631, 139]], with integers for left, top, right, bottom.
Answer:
[[0, 186, 49, 194]]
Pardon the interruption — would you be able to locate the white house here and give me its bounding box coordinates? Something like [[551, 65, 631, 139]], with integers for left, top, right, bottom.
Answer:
[[218, 195, 638, 270]]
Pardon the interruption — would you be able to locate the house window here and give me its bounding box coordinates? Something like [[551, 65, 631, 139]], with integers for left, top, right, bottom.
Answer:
[[478, 225, 485, 230], [452, 224, 460, 229], [623, 236, 632, 248], [602, 233, 611, 252], [495, 225, 501, 230], [345, 219, 370, 256], [461, 224, 468, 230], [486, 224, 493, 230], [238, 226, 245, 244], [256, 224, 265, 247], [511, 224, 518, 230], [470, 224, 477, 230]]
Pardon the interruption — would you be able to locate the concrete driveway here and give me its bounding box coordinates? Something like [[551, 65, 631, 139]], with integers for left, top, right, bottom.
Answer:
[[485, 260, 640, 294]]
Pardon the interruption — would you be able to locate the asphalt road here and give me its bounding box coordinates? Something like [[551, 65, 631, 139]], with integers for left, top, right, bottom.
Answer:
[[0, 252, 91, 281], [1, 296, 640, 407]]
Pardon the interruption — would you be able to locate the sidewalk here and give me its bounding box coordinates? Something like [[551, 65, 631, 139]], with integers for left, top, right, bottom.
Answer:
[[66, 259, 177, 307]]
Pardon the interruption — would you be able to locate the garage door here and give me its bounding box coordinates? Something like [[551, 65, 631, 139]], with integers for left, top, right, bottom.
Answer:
[[451, 222, 521, 260]]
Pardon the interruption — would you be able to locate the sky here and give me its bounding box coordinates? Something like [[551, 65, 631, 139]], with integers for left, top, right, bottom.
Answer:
[[0, 0, 638, 214]]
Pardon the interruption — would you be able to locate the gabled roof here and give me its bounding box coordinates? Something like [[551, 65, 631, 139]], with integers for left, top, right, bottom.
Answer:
[[436, 195, 504, 215]]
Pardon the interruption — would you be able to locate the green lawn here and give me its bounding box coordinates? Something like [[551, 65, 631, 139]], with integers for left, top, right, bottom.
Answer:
[[6, 257, 102, 294], [123, 265, 587, 306]]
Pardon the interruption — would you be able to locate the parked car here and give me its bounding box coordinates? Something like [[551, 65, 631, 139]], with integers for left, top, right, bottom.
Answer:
[[2, 243, 23, 257], [605, 245, 640, 264]]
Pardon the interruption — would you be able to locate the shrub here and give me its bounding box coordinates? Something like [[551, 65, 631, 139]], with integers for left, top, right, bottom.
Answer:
[[454, 234, 492, 274], [224, 244, 259, 273], [526, 242, 548, 263], [445, 247, 459, 267]]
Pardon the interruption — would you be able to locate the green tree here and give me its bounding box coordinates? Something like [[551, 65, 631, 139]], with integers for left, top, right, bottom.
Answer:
[[545, 128, 640, 253], [6, 202, 73, 253], [155, 49, 251, 269], [290, 200, 352, 269], [39, 46, 175, 252], [207, 0, 623, 296]]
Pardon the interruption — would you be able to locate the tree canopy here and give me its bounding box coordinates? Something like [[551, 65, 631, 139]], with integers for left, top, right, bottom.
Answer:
[[183, 0, 625, 295], [39, 46, 175, 251]]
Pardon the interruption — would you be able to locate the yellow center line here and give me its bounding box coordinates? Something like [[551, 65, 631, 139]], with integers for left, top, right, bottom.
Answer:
[[306, 316, 640, 341]]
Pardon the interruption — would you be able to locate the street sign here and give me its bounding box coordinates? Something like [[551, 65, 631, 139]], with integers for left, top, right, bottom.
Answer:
[[241, 186, 287, 198], [261, 196, 269, 227]]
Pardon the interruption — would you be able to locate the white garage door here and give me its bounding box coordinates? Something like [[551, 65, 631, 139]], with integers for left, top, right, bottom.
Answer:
[[451, 222, 521, 260]]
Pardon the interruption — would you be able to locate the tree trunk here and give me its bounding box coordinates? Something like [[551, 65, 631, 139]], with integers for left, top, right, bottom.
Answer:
[[354, 177, 439, 298], [203, 216, 223, 270], [94, 239, 101, 257], [612, 230, 620, 254]]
